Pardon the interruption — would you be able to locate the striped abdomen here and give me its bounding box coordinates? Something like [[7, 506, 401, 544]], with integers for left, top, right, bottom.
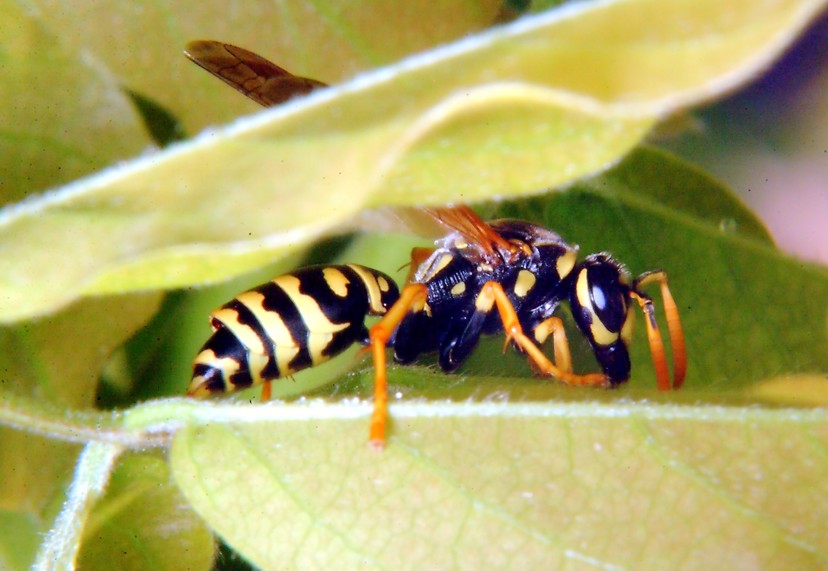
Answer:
[[188, 264, 399, 395]]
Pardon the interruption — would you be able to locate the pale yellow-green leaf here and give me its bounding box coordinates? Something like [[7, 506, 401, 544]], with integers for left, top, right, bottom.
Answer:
[[28, 0, 503, 131], [0, 511, 40, 571], [0, 0, 148, 204], [171, 399, 828, 570], [0, 294, 162, 570], [1, 0, 825, 323], [77, 453, 214, 571], [747, 374, 828, 407]]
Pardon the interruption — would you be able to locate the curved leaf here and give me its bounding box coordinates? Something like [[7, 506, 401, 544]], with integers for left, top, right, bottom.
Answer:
[[1, 0, 825, 322], [171, 400, 828, 570], [0, 0, 147, 205], [28, 0, 503, 130]]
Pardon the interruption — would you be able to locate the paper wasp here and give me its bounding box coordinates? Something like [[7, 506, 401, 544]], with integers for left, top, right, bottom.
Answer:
[[184, 41, 687, 448]]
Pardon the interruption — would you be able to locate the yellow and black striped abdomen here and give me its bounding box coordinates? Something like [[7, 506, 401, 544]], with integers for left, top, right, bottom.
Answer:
[[188, 264, 399, 396]]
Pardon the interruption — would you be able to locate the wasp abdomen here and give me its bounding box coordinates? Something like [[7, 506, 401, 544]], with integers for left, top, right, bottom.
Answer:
[[189, 264, 399, 396]]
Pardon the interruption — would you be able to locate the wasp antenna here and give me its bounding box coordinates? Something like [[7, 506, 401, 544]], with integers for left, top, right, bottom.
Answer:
[[630, 291, 671, 391]]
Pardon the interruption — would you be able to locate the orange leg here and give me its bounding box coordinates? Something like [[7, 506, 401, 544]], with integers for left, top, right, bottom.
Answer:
[[261, 381, 272, 402], [368, 283, 429, 450], [630, 292, 670, 391], [531, 316, 573, 375], [479, 282, 609, 387], [633, 271, 687, 390]]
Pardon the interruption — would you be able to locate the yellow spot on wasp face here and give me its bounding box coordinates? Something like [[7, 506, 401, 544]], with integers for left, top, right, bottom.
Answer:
[[450, 281, 467, 296], [556, 249, 577, 279], [576, 270, 618, 346], [323, 267, 350, 297], [514, 269, 536, 298]]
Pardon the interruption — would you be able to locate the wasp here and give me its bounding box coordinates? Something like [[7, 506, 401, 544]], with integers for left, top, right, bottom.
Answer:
[[185, 41, 687, 448]]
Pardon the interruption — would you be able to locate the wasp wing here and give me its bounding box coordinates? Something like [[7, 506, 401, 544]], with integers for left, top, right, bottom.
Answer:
[[423, 205, 512, 258], [185, 40, 327, 107]]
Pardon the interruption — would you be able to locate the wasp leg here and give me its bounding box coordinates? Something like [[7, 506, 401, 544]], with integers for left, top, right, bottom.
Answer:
[[478, 282, 609, 387], [368, 283, 429, 449], [531, 316, 573, 375], [632, 271, 686, 390], [261, 382, 272, 402]]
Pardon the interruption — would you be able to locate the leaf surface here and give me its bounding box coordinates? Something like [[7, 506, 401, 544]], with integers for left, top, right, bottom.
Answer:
[[1, 0, 824, 322], [171, 400, 828, 570], [167, 147, 828, 568], [77, 454, 214, 571]]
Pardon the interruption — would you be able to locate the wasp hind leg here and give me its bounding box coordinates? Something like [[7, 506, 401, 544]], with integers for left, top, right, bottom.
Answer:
[[368, 283, 429, 450], [261, 382, 272, 402], [478, 282, 609, 387]]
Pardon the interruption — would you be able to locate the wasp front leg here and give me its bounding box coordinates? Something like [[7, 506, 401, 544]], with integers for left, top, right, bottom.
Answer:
[[477, 282, 609, 387]]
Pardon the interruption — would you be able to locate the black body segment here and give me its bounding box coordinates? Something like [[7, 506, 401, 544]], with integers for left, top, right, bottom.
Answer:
[[391, 219, 582, 373]]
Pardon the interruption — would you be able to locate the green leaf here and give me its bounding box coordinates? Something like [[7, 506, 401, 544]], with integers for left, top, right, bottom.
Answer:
[[77, 453, 215, 571], [171, 400, 828, 570], [0, 510, 40, 571], [0, 295, 162, 571], [1, 0, 825, 322], [166, 147, 828, 568], [0, 0, 148, 205]]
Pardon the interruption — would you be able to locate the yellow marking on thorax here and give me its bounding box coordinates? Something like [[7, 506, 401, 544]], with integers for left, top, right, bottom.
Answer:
[[514, 269, 536, 298], [450, 281, 467, 296], [323, 267, 350, 297], [576, 270, 618, 346], [417, 252, 454, 283], [347, 264, 386, 314], [556, 250, 577, 279], [423, 301, 433, 317]]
